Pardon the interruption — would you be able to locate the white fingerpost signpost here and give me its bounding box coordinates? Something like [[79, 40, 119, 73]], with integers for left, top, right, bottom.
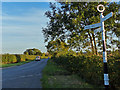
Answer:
[[84, 4, 113, 89]]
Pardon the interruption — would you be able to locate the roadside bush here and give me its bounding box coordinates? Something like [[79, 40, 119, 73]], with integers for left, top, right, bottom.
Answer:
[[2, 53, 49, 64], [2, 54, 36, 63], [52, 52, 120, 88], [15, 54, 26, 62], [25, 55, 36, 60], [108, 56, 120, 88], [2, 54, 17, 64], [20, 55, 26, 61], [41, 55, 49, 59]]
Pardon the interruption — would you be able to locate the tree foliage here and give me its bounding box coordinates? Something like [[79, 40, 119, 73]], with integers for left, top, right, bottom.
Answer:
[[46, 39, 69, 55], [23, 48, 42, 55], [42, 2, 120, 54]]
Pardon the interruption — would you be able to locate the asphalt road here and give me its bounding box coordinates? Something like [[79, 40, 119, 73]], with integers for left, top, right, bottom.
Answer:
[[1, 59, 48, 88]]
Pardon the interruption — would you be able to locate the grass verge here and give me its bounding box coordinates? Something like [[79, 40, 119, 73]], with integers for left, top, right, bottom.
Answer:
[[41, 59, 94, 88], [0, 60, 34, 68]]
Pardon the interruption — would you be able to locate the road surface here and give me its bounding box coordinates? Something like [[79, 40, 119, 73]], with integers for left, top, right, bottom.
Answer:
[[1, 59, 48, 88]]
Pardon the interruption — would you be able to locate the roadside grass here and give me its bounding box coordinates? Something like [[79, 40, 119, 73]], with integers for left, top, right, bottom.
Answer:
[[0, 59, 35, 68], [41, 59, 94, 88]]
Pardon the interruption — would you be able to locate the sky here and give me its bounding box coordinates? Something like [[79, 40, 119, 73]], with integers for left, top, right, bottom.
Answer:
[[1, 0, 119, 54], [2, 2, 51, 54]]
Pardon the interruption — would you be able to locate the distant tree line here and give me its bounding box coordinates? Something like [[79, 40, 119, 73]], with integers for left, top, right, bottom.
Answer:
[[23, 48, 48, 56]]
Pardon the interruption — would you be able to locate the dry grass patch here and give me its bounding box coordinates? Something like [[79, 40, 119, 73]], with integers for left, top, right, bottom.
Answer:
[[48, 75, 93, 88], [41, 59, 93, 88]]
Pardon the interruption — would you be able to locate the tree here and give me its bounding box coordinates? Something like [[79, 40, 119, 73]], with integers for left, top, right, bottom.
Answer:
[[42, 2, 120, 54], [46, 39, 69, 55], [23, 48, 42, 55]]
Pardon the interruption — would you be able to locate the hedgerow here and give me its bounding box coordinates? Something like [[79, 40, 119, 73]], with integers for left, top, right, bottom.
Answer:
[[2, 54, 49, 64], [2, 54, 36, 64], [52, 51, 120, 88], [2, 54, 17, 64]]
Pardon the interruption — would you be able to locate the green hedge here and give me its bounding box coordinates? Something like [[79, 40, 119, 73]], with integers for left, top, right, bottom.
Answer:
[[15, 54, 26, 62], [2, 54, 49, 64], [2, 54, 36, 64], [25, 55, 37, 61], [52, 52, 120, 88], [2, 54, 17, 64]]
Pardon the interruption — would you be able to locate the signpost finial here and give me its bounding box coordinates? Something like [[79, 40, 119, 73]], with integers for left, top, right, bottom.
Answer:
[[97, 4, 105, 13]]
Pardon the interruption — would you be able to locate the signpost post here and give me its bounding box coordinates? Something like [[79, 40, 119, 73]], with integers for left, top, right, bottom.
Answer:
[[84, 4, 113, 89]]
